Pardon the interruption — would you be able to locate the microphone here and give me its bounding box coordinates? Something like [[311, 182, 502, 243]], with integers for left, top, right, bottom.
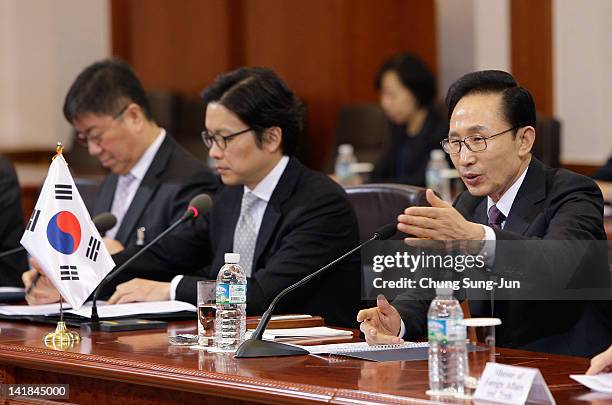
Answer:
[[1, 212, 117, 259], [234, 222, 397, 358], [84, 194, 212, 331], [92, 212, 118, 234]]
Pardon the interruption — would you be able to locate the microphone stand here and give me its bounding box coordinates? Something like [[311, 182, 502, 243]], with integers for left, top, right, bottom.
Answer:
[[0, 246, 24, 259], [82, 211, 196, 331], [235, 227, 393, 358]]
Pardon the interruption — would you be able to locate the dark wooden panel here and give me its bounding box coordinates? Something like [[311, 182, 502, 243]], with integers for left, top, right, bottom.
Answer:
[[121, 0, 233, 96], [562, 163, 600, 177], [511, 0, 553, 115], [110, 0, 437, 169], [110, 0, 132, 61]]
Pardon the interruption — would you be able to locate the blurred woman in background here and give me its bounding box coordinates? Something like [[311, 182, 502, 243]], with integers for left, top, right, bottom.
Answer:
[[371, 53, 448, 186]]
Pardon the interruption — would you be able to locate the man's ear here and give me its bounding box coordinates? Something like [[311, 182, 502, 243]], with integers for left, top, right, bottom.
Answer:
[[124, 103, 146, 131], [517, 126, 535, 157], [262, 126, 283, 153]]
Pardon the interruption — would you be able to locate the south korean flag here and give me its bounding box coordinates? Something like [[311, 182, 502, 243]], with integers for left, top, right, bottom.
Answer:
[[20, 152, 115, 309]]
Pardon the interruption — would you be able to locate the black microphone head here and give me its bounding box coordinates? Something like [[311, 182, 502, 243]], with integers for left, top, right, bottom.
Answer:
[[374, 223, 397, 240], [186, 194, 213, 219], [93, 212, 117, 233]]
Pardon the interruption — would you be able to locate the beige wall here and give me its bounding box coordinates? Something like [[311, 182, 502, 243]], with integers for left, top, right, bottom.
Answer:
[[0, 0, 110, 152], [554, 0, 612, 164], [436, 0, 510, 99]]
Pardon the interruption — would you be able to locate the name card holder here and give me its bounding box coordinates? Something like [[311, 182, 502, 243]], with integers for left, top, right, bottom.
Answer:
[[473, 363, 555, 405]]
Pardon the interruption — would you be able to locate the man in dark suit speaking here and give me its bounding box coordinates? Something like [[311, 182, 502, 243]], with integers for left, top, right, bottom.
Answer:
[[106, 67, 361, 327], [23, 59, 219, 302], [358, 70, 611, 356]]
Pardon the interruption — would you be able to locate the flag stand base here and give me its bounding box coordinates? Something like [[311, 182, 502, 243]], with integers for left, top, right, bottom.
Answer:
[[43, 321, 80, 350]]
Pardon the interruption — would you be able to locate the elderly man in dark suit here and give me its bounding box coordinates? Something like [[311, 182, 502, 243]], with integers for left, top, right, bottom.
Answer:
[[105, 67, 361, 327], [358, 70, 611, 356], [23, 59, 219, 303], [0, 156, 28, 286]]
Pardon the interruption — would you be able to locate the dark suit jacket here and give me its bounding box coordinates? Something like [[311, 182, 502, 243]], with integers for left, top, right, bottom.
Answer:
[[371, 107, 449, 186], [97, 135, 219, 295], [394, 157, 612, 357], [0, 156, 27, 286], [173, 158, 362, 328]]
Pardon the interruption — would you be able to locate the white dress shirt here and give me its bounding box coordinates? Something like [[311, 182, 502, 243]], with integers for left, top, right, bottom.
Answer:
[[105, 129, 166, 239], [170, 156, 290, 300]]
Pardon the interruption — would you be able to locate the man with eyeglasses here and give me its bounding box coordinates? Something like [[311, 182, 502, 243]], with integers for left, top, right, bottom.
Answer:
[[357, 70, 611, 356], [101, 67, 361, 327], [23, 59, 219, 303]]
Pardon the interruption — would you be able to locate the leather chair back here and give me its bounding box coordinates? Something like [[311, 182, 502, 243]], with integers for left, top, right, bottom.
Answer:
[[344, 183, 427, 241], [345, 183, 427, 304]]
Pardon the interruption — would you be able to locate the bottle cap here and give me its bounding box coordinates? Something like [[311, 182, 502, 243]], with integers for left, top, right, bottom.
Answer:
[[435, 287, 453, 296], [224, 253, 240, 263], [338, 144, 354, 155], [430, 149, 445, 160]]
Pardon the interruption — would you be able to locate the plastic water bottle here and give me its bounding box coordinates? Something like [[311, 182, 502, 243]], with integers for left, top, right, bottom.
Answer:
[[427, 287, 467, 397], [334, 144, 357, 185], [214, 253, 247, 352], [426, 149, 451, 202]]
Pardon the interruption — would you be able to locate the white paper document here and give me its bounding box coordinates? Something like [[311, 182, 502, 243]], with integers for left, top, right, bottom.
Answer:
[[0, 287, 25, 293], [246, 326, 352, 340], [570, 373, 612, 394], [0, 302, 67, 316], [68, 300, 197, 318], [0, 300, 196, 319], [296, 341, 428, 355]]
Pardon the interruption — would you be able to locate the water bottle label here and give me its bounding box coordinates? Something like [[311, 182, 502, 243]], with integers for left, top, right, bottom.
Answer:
[[216, 283, 247, 304], [428, 319, 466, 343]]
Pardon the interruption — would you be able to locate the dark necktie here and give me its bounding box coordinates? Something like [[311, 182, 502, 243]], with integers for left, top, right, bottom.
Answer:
[[488, 205, 506, 231], [233, 191, 259, 277], [470, 204, 506, 318]]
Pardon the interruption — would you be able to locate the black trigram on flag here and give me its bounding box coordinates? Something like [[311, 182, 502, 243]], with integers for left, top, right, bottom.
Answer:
[[26, 209, 41, 232], [55, 184, 73, 200], [86, 236, 101, 262], [60, 265, 79, 281]]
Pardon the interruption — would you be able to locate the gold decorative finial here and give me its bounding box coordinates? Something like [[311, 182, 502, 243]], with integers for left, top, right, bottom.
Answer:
[[52, 142, 64, 161]]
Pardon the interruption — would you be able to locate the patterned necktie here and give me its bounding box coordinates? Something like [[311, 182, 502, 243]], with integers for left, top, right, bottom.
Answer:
[[233, 191, 260, 277], [487, 204, 506, 231], [109, 173, 137, 237]]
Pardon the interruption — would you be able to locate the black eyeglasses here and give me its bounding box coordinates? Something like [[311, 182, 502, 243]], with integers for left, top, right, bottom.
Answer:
[[76, 104, 130, 146], [441, 127, 517, 154], [201, 127, 252, 150]]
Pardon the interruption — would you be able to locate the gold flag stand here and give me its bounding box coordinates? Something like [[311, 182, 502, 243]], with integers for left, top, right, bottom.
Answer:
[[43, 141, 81, 349], [43, 298, 80, 349]]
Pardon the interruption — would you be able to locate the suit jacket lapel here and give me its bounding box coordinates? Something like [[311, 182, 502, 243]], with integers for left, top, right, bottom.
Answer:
[[502, 158, 546, 235], [252, 158, 300, 272], [216, 187, 242, 263], [114, 136, 175, 245], [93, 175, 117, 217], [455, 192, 487, 225]]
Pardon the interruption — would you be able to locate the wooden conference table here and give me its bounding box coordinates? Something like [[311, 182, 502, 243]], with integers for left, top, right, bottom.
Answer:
[[0, 318, 600, 404]]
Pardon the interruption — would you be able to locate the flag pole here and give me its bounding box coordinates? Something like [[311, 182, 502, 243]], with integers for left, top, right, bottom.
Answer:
[[43, 142, 81, 349], [43, 297, 81, 349]]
